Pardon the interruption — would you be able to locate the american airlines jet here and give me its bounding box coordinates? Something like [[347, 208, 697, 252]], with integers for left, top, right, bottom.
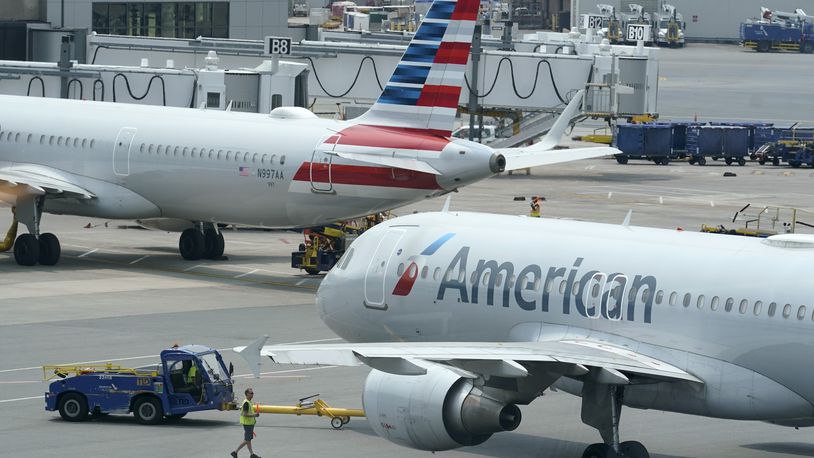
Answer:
[[240, 210, 814, 458], [0, 0, 614, 267]]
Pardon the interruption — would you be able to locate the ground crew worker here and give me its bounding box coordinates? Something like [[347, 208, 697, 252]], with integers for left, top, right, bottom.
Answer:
[[530, 196, 541, 217], [231, 388, 261, 458]]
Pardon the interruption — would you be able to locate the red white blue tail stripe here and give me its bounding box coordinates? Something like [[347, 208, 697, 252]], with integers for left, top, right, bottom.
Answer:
[[356, 0, 479, 136]]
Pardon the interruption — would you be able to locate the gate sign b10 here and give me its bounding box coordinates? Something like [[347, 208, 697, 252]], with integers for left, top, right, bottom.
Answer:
[[264, 36, 292, 55], [626, 24, 651, 42], [581, 14, 605, 29]]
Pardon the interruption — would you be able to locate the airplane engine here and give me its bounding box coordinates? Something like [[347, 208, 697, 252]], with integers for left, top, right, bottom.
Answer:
[[362, 366, 521, 451]]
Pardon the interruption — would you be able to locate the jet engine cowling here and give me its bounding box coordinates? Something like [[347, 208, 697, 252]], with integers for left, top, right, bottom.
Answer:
[[362, 365, 522, 451]]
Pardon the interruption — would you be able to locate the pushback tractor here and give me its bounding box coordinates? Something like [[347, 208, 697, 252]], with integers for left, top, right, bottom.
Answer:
[[44, 345, 237, 424]]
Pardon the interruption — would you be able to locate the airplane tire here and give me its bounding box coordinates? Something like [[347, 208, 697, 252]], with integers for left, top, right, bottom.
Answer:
[[203, 230, 225, 259], [179, 229, 205, 261], [620, 441, 650, 458], [13, 234, 39, 266], [38, 233, 61, 266], [58, 392, 89, 422], [133, 396, 163, 425], [581, 443, 613, 458]]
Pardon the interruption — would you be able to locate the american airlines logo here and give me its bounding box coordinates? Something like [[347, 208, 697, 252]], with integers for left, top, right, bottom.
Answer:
[[435, 247, 655, 323], [392, 233, 455, 297]]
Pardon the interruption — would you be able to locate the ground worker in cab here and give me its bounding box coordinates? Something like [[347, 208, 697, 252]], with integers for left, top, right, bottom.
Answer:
[[530, 196, 543, 217], [231, 388, 261, 458]]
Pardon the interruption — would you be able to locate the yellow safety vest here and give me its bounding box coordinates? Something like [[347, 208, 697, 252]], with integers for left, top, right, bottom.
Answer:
[[240, 399, 256, 425]]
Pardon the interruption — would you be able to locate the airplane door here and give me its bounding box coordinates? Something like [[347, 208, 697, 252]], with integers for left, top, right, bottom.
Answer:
[[113, 127, 137, 176], [364, 228, 405, 309], [310, 135, 340, 193]]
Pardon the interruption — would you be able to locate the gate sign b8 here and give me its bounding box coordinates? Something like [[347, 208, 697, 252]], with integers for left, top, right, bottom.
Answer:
[[626, 24, 651, 42], [264, 36, 292, 55]]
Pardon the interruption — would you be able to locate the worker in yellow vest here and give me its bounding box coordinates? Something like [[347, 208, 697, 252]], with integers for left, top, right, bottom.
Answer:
[[530, 196, 542, 217], [231, 388, 261, 458]]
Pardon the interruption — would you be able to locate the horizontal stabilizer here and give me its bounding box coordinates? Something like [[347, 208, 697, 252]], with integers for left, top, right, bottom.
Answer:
[[334, 151, 442, 175], [503, 146, 618, 171]]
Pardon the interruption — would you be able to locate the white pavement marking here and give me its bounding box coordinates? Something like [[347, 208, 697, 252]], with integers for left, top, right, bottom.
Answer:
[[659, 196, 664, 204], [234, 269, 259, 279], [183, 264, 204, 272], [129, 255, 150, 265], [608, 192, 613, 199], [710, 201, 715, 207], [0, 338, 341, 373], [296, 279, 307, 286], [0, 396, 41, 404], [77, 248, 98, 258]]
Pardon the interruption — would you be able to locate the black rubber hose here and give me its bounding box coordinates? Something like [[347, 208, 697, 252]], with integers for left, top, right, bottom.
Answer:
[[305, 55, 384, 98], [112, 73, 167, 106], [67, 78, 83, 100], [27, 76, 45, 97], [93, 79, 105, 101]]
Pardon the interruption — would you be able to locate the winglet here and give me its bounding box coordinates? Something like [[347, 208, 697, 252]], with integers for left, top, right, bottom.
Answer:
[[238, 335, 269, 379]]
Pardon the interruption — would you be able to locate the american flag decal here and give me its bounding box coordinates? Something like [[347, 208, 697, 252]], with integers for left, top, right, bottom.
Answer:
[[239, 166, 251, 177]]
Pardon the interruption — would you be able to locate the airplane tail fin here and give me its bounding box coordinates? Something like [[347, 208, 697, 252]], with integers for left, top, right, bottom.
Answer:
[[354, 0, 480, 136]]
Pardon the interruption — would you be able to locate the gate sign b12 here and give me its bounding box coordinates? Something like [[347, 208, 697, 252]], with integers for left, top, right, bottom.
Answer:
[[626, 24, 651, 42], [264, 36, 292, 55], [581, 14, 605, 29]]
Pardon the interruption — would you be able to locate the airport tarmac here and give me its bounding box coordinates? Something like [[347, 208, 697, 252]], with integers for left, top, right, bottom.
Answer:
[[2, 44, 814, 458]]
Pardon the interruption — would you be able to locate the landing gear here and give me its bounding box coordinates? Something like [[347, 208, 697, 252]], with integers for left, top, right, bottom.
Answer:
[[9, 197, 62, 266], [179, 224, 225, 261], [580, 375, 650, 458]]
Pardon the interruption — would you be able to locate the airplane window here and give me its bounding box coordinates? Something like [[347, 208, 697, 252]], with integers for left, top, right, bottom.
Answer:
[[696, 295, 705, 309], [217, 150, 223, 159], [710, 296, 719, 311], [534, 278, 541, 291], [183, 147, 189, 157], [642, 288, 651, 303], [421, 266, 428, 279], [683, 293, 691, 308], [628, 287, 638, 302], [57, 136, 63, 146], [65, 136, 71, 145], [191, 147, 198, 158], [270, 154, 277, 164], [725, 297, 734, 312], [797, 305, 806, 320], [157, 145, 164, 155], [444, 270, 451, 282], [148, 144, 155, 154], [397, 263, 404, 276], [72, 138, 78, 147], [226, 151, 232, 160], [433, 267, 441, 281], [483, 273, 491, 287], [739, 299, 748, 314], [783, 304, 791, 318], [28, 134, 33, 143], [209, 149, 215, 159], [261, 155, 267, 164], [139, 143, 145, 153], [253, 153, 258, 163], [753, 301, 763, 316], [41, 135, 46, 145], [768, 302, 777, 317], [82, 138, 87, 148], [655, 290, 663, 304], [459, 270, 466, 283], [591, 283, 601, 297], [545, 279, 553, 293], [559, 280, 566, 294], [235, 151, 242, 161], [15, 132, 20, 142], [49, 136, 54, 146], [669, 291, 677, 306], [243, 152, 250, 162], [470, 272, 478, 284], [280, 155, 286, 165], [90, 139, 95, 148], [571, 280, 579, 295]]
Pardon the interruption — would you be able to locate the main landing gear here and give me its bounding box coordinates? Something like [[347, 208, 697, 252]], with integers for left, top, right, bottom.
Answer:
[[179, 223, 225, 261], [4, 197, 62, 266], [580, 373, 650, 458]]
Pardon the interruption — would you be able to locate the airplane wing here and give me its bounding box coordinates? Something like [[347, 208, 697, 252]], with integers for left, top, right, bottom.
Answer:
[[332, 151, 442, 175], [235, 339, 702, 385], [0, 165, 95, 201], [494, 89, 619, 171]]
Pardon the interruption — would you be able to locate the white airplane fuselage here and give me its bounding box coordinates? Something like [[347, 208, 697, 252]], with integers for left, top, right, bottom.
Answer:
[[0, 95, 497, 228], [318, 211, 814, 423]]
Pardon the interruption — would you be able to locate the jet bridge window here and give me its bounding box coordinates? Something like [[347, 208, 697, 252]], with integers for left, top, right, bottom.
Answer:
[[783, 304, 792, 318], [768, 302, 777, 317]]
